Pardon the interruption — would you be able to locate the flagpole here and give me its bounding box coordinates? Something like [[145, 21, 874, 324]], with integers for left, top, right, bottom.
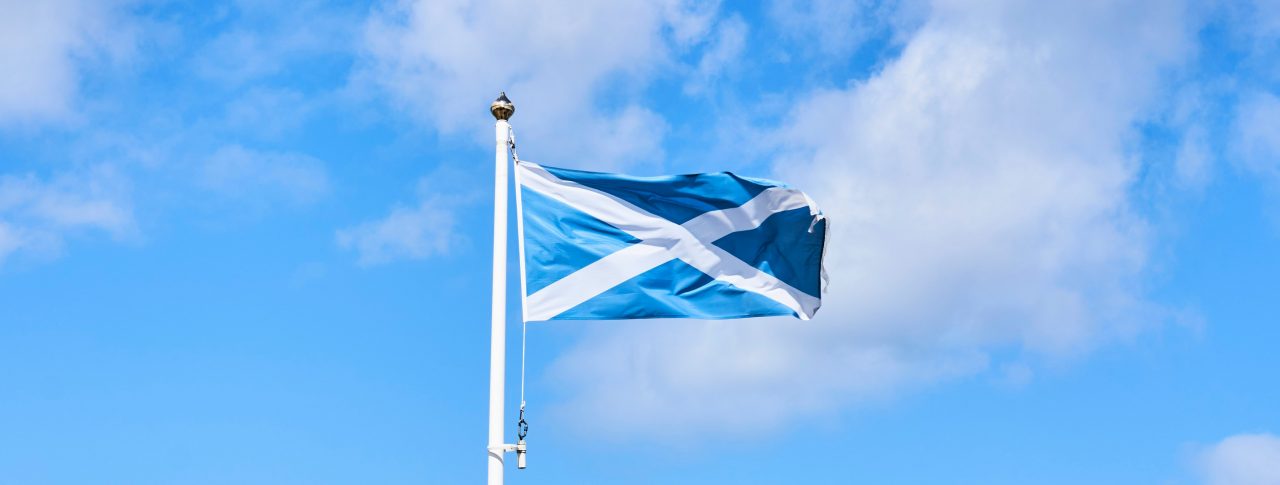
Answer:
[[487, 92, 514, 485]]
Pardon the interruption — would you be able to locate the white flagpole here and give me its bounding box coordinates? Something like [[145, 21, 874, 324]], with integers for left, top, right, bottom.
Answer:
[[487, 92, 514, 485]]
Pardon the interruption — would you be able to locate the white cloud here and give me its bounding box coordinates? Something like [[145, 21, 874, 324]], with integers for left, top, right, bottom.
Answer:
[[1198, 433, 1280, 485], [0, 0, 135, 123], [1176, 125, 1213, 188], [336, 176, 468, 266], [1232, 92, 1280, 181], [683, 16, 748, 96], [199, 145, 330, 206], [336, 198, 459, 266], [191, 3, 353, 88], [548, 0, 1196, 440], [1229, 90, 1280, 226], [1168, 84, 1217, 190], [221, 87, 313, 140], [768, 0, 904, 59], [357, 0, 716, 171], [663, 1, 720, 46], [0, 223, 21, 257], [0, 166, 135, 264]]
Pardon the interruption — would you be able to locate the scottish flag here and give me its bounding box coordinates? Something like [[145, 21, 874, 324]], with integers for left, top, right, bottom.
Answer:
[[516, 161, 827, 321]]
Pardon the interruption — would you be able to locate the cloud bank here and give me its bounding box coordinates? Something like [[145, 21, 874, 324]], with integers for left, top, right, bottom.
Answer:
[[548, 0, 1197, 440]]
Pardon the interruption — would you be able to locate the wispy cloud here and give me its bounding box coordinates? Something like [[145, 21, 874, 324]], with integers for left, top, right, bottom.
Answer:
[[220, 87, 313, 141], [1232, 92, 1280, 181], [0, 165, 135, 265], [336, 196, 460, 266], [199, 145, 331, 206], [1197, 433, 1280, 485], [1152, 0, 1280, 205], [683, 15, 748, 96], [335, 175, 472, 266], [767, 0, 905, 59], [1229, 90, 1280, 226], [190, 3, 355, 88]]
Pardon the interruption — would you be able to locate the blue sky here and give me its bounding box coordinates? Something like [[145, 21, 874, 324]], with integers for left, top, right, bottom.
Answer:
[[3, 0, 1280, 483]]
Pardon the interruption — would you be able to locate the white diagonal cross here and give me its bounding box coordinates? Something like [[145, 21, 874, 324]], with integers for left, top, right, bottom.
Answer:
[[517, 162, 821, 321]]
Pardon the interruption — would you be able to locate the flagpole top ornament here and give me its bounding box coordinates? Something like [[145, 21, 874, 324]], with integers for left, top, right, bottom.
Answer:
[[491, 92, 514, 121]]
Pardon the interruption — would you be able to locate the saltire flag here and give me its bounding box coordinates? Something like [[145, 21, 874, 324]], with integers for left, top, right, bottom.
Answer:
[[515, 161, 827, 321]]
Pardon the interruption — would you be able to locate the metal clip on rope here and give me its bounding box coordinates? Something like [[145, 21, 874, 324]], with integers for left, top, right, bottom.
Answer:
[[508, 129, 520, 163], [515, 404, 528, 469]]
